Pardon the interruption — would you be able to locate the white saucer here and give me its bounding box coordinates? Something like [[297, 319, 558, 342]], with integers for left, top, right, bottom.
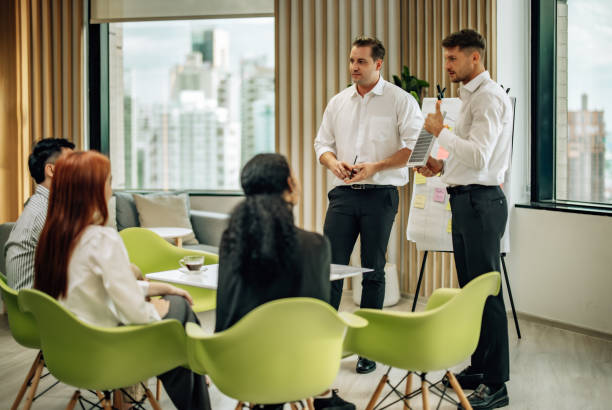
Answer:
[[178, 266, 207, 274]]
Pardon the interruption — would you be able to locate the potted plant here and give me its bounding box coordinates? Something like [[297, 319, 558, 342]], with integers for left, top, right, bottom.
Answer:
[[392, 66, 429, 106]]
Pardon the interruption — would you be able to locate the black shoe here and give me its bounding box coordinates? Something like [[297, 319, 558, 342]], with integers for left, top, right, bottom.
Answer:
[[444, 365, 485, 390], [355, 356, 376, 374], [313, 389, 355, 410], [458, 384, 509, 410]]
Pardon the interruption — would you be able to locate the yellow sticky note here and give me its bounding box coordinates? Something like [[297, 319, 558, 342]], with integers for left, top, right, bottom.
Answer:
[[415, 173, 427, 185], [414, 195, 426, 209], [447, 218, 452, 233], [445, 201, 451, 211]]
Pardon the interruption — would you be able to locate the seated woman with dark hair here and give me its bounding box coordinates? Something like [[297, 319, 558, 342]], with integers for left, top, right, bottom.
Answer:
[[216, 153, 353, 410], [215, 153, 331, 332], [34, 150, 211, 410]]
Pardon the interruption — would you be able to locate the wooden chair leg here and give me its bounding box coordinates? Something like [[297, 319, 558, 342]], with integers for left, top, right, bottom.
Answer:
[[144, 385, 163, 410], [446, 370, 472, 410], [289, 402, 299, 410], [113, 390, 124, 409], [156, 378, 162, 400], [11, 351, 43, 410], [306, 397, 315, 410], [403, 372, 412, 410], [235, 402, 244, 410], [366, 373, 388, 410], [65, 390, 81, 410], [421, 377, 430, 410], [21, 356, 45, 410]]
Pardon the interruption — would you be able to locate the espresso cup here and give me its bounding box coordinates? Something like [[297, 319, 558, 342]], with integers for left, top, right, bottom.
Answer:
[[179, 255, 204, 272]]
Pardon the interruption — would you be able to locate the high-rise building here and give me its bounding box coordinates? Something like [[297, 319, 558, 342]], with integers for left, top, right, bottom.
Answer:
[[240, 56, 274, 166], [567, 94, 606, 202], [191, 29, 230, 69]]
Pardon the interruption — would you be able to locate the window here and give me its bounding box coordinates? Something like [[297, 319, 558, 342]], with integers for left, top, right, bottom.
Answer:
[[556, 0, 610, 204], [531, 0, 612, 212], [106, 18, 274, 191]]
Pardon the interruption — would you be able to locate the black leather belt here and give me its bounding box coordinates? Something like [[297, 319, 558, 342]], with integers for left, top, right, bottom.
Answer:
[[338, 184, 396, 190], [446, 184, 496, 195]]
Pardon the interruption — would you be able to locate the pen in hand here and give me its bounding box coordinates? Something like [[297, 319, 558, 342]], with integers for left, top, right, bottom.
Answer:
[[349, 155, 358, 179]]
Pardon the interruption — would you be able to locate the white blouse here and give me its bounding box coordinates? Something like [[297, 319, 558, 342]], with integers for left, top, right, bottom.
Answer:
[[61, 225, 160, 327]]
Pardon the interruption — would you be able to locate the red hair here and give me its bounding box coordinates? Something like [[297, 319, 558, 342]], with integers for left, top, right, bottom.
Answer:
[[34, 151, 111, 299]]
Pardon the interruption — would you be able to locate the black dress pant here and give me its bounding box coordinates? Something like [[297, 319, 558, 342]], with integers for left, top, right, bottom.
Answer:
[[159, 295, 212, 410], [449, 185, 510, 385], [323, 186, 399, 310]]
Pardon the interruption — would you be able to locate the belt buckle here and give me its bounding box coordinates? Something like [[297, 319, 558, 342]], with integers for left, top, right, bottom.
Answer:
[[351, 184, 366, 190]]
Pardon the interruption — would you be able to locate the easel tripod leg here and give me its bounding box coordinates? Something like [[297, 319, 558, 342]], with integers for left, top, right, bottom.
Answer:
[[411, 251, 428, 312], [501, 253, 521, 339]]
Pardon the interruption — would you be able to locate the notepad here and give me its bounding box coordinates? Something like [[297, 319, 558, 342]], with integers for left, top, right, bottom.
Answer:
[[407, 129, 435, 167]]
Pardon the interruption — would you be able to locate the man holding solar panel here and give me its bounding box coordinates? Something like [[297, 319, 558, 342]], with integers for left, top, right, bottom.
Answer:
[[418, 29, 512, 410], [314, 36, 423, 375]]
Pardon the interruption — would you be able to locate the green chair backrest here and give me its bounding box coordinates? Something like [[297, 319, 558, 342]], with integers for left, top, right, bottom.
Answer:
[[18, 288, 187, 391], [120, 227, 219, 312], [344, 271, 501, 373], [119, 227, 218, 274], [186, 297, 367, 404], [0, 273, 39, 349]]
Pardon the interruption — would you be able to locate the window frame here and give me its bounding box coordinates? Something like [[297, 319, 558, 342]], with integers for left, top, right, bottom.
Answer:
[[88, 18, 273, 196], [528, 0, 612, 216]]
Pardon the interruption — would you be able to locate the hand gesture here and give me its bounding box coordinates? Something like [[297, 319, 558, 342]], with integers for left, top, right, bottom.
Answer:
[[424, 100, 444, 137], [416, 156, 444, 177], [346, 162, 378, 183], [331, 160, 354, 180]]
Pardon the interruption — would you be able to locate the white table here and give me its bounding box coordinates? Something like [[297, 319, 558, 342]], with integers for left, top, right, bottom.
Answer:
[[145, 227, 193, 247], [146, 264, 373, 290]]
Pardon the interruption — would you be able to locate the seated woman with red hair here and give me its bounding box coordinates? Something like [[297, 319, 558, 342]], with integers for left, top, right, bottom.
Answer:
[[34, 150, 211, 410]]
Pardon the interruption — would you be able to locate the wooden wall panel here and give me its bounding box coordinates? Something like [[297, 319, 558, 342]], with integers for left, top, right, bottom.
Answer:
[[1, 0, 84, 223]]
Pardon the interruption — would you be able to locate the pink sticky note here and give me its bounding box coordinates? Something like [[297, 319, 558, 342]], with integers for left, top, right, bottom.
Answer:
[[437, 146, 449, 160], [433, 188, 446, 203]]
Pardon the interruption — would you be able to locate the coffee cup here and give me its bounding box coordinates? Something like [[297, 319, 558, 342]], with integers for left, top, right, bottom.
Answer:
[[179, 255, 204, 272]]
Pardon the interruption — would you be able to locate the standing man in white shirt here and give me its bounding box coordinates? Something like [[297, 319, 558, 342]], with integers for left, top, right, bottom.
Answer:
[[314, 36, 423, 374], [419, 29, 511, 410]]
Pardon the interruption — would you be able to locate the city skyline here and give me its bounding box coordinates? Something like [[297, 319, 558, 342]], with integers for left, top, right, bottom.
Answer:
[[109, 19, 275, 191]]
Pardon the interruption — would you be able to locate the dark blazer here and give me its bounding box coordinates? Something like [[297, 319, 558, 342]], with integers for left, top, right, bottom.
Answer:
[[215, 228, 331, 332]]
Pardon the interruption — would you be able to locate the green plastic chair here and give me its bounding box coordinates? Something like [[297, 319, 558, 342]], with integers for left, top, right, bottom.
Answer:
[[120, 227, 219, 312], [0, 273, 52, 410], [344, 271, 501, 410], [17, 287, 188, 410], [185, 297, 368, 408]]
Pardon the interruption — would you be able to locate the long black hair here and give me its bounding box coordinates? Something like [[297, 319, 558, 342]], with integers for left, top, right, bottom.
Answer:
[[220, 153, 297, 282]]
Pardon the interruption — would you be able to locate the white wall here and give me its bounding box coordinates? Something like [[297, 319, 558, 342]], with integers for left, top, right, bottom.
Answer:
[[506, 208, 612, 334], [498, 0, 612, 335]]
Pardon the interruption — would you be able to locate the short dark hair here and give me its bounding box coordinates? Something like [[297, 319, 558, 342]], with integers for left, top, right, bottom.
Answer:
[[28, 138, 75, 183], [441, 29, 486, 58], [352, 36, 385, 61]]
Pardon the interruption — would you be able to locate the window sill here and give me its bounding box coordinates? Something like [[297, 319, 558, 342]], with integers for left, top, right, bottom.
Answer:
[[113, 189, 244, 197], [515, 202, 612, 217]]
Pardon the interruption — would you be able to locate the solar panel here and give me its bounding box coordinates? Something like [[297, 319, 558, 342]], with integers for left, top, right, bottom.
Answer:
[[406, 128, 435, 167]]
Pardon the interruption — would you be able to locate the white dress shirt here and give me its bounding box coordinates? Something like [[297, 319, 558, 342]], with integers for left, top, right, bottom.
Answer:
[[438, 71, 513, 186], [314, 76, 424, 186], [61, 225, 160, 327]]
